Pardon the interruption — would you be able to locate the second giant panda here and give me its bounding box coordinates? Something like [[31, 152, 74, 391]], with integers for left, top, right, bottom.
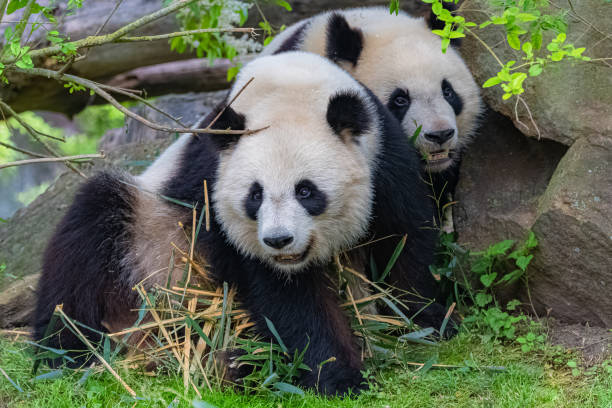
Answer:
[[34, 52, 424, 395], [263, 6, 483, 227]]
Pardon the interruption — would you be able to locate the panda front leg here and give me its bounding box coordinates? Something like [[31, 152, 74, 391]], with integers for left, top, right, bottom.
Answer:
[[237, 265, 365, 395]]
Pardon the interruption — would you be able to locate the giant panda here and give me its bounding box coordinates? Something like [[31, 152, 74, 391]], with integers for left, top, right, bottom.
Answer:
[[262, 6, 482, 229], [34, 52, 426, 395]]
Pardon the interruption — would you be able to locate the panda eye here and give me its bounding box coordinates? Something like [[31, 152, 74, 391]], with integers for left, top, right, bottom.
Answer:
[[297, 186, 311, 199], [394, 95, 409, 107], [443, 86, 453, 98], [251, 189, 262, 201]]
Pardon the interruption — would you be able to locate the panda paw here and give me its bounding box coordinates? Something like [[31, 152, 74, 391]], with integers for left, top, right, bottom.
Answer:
[[214, 349, 252, 386]]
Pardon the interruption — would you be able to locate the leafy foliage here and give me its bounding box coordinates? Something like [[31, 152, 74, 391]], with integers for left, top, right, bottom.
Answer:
[[391, 0, 593, 103]]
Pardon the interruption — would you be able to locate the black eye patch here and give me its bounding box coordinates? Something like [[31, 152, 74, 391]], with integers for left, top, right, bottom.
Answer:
[[244, 182, 263, 220], [295, 179, 327, 216], [387, 88, 411, 122], [441, 79, 463, 116]]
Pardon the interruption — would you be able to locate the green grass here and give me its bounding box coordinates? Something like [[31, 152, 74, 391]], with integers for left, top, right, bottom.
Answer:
[[1, 329, 610, 408]]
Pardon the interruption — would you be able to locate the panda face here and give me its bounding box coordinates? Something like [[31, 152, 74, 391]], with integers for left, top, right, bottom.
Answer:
[[386, 77, 463, 172], [352, 34, 481, 173], [212, 52, 380, 274], [214, 126, 374, 273]]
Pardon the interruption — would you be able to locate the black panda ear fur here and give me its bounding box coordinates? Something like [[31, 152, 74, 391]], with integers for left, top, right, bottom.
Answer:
[[325, 13, 363, 66], [427, 1, 462, 48], [197, 104, 246, 151], [326, 91, 370, 144]]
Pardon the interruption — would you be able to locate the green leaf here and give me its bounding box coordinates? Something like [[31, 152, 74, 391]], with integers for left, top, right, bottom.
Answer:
[[274, 382, 305, 395], [497, 269, 524, 285], [551, 51, 565, 61], [449, 31, 465, 39], [488, 239, 514, 256], [482, 77, 502, 88], [264, 317, 288, 354], [475, 292, 493, 307], [515, 254, 533, 271], [7, 0, 29, 15], [399, 327, 437, 345], [525, 231, 538, 249], [264, 36, 276, 47], [517, 13, 538, 22], [432, 2, 443, 15], [226, 64, 241, 82], [186, 317, 213, 348], [532, 31, 542, 50], [275, 0, 292, 11], [410, 124, 422, 145], [506, 299, 521, 311], [556, 33, 566, 43], [528, 63, 543, 76], [507, 33, 520, 50], [480, 273, 498, 288], [479, 21, 493, 29], [378, 235, 406, 282], [567, 361, 577, 368], [441, 37, 450, 53]]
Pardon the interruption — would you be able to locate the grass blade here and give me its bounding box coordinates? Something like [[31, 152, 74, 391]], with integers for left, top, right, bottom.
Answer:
[[264, 317, 288, 354], [378, 235, 407, 282]]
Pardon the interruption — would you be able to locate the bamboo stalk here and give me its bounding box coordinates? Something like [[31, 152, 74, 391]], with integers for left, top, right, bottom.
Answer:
[[55, 305, 136, 397]]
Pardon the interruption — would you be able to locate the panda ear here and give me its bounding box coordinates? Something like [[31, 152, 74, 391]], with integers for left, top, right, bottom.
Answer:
[[326, 91, 371, 144], [325, 13, 363, 66], [197, 105, 246, 151], [427, 1, 462, 48]]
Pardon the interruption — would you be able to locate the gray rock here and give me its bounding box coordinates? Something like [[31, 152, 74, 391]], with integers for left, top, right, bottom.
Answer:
[[455, 0, 612, 326], [529, 134, 612, 326], [455, 109, 567, 248], [460, 0, 612, 145]]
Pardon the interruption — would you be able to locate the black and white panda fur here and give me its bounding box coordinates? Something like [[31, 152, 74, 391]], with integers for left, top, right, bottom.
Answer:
[[34, 52, 426, 395], [262, 6, 482, 229]]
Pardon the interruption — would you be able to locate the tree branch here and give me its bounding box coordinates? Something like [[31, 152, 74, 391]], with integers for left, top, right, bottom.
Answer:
[[16, 67, 263, 136], [116, 27, 257, 42], [16, 0, 200, 62], [0, 140, 47, 159], [0, 99, 87, 178], [0, 153, 104, 170]]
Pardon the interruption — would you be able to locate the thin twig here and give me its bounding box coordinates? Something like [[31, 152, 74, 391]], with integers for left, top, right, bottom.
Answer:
[[55, 305, 137, 397], [517, 95, 541, 139], [17, 67, 264, 136], [0, 153, 104, 169], [0, 100, 87, 178], [117, 28, 257, 42], [17, 0, 198, 61], [207, 77, 254, 130], [0, 140, 47, 158]]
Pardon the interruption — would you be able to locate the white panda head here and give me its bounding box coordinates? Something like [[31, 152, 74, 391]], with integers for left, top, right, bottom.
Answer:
[[264, 6, 482, 173], [212, 52, 381, 274]]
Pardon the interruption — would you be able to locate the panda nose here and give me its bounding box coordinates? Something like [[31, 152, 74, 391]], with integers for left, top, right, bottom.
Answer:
[[425, 128, 455, 145], [263, 235, 294, 249]]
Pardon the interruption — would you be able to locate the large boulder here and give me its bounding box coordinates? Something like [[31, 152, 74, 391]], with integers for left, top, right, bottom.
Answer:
[[454, 109, 567, 248], [460, 0, 612, 145], [456, 0, 612, 325]]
